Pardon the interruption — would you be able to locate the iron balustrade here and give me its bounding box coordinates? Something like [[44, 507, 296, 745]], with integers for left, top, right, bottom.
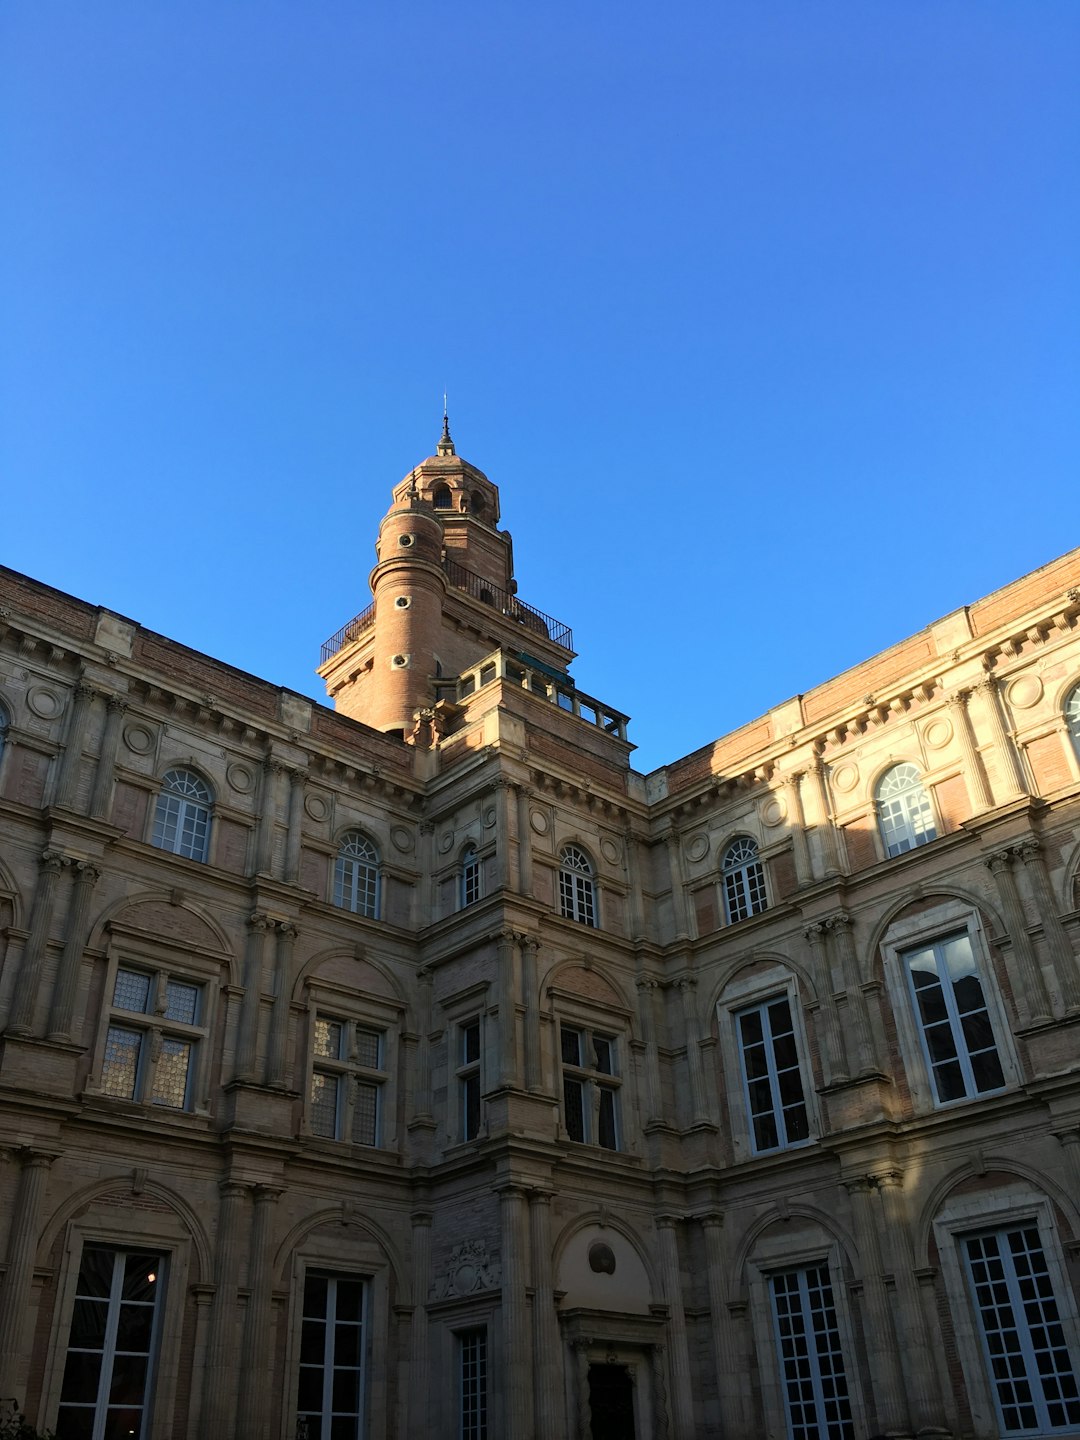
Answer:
[[320, 559, 573, 664]]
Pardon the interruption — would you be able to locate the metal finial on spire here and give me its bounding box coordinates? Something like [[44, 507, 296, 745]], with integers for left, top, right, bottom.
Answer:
[[437, 394, 456, 456]]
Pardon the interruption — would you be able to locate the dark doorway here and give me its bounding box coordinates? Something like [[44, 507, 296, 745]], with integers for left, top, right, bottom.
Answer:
[[588, 1363, 635, 1440]]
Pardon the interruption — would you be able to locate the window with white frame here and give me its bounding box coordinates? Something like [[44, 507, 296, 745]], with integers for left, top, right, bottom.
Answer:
[[458, 1327, 489, 1440], [309, 1016, 386, 1146], [769, 1262, 855, 1440], [737, 996, 811, 1153], [560, 1024, 619, 1149], [99, 966, 205, 1110], [334, 831, 380, 919], [961, 1224, 1080, 1435], [559, 845, 597, 927], [901, 930, 1006, 1105], [722, 836, 768, 924], [461, 844, 481, 908], [876, 763, 937, 857], [56, 1245, 165, 1440], [151, 768, 212, 862], [296, 1272, 367, 1440], [1065, 683, 1080, 759], [458, 1018, 482, 1142]]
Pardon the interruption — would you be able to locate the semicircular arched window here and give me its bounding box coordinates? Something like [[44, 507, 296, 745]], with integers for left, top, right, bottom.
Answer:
[[152, 768, 213, 862], [877, 763, 936, 857], [334, 831, 380, 919], [1065, 683, 1080, 759], [432, 484, 452, 510], [721, 836, 768, 924], [559, 845, 597, 927]]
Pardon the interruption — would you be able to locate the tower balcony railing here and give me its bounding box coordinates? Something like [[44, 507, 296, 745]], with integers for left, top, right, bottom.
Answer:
[[319, 559, 573, 665], [438, 650, 629, 744]]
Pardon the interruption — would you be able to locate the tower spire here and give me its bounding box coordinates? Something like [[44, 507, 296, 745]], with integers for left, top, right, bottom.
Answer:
[[437, 395, 456, 456]]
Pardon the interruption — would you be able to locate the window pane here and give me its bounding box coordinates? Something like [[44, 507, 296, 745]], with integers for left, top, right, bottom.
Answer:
[[770, 1264, 854, 1440], [310, 1072, 340, 1138], [352, 1082, 379, 1147], [101, 1027, 142, 1100], [598, 1088, 617, 1150], [163, 980, 199, 1026], [314, 1019, 344, 1059], [112, 970, 151, 1014], [462, 1072, 481, 1142], [592, 1036, 613, 1074], [460, 1329, 488, 1440], [563, 1077, 585, 1142], [560, 1027, 581, 1066], [151, 1038, 192, 1109], [462, 1021, 481, 1065], [356, 1027, 381, 1069]]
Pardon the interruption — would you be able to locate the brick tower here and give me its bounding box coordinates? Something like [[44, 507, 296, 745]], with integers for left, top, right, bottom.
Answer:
[[318, 417, 576, 735]]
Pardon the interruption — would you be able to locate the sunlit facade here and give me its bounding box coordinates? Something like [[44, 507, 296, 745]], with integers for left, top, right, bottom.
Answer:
[[1, 428, 1080, 1439]]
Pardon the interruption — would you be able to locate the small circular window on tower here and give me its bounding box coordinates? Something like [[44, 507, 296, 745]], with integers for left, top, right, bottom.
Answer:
[[394, 596, 411, 610], [398, 534, 415, 548]]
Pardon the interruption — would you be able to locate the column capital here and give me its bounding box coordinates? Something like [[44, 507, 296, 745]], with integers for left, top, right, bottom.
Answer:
[[986, 848, 1014, 874], [1014, 837, 1042, 864], [636, 977, 661, 992], [803, 921, 826, 945], [842, 1175, 876, 1196], [655, 1212, 684, 1231], [72, 859, 102, 885], [675, 976, 696, 993], [73, 679, 98, 704], [218, 1179, 249, 1200], [104, 693, 129, 714], [248, 910, 272, 933], [826, 910, 854, 933], [872, 1168, 905, 1190], [40, 848, 68, 874], [699, 1211, 724, 1231], [276, 921, 298, 941], [252, 1183, 284, 1204], [15, 1147, 58, 1171]]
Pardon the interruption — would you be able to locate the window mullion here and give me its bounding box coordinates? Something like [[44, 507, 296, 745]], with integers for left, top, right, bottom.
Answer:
[[1002, 1240, 1048, 1431], [762, 1006, 786, 1145], [323, 1278, 337, 1425], [92, 1253, 126, 1440], [938, 944, 978, 1098]]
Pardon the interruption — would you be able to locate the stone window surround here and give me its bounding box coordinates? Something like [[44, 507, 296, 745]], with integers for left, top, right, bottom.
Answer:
[[931, 1182, 1080, 1440], [439, 981, 492, 1151], [715, 961, 820, 1164], [301, 980, 404, 1152], [879, 899, 1021, 1116], [549, 988, 635, 1155]]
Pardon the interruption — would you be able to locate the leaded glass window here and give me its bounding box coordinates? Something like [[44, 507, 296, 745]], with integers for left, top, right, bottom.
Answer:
[[308, 1015, 385, 1146], [334, 832, 380, 919], [877, 763, 936, 857], [100, 966, 203, 1111], [722, 836, 768, 923], [559, 845, 596, 927], [902, 931, 1005, 1104], [963, 1225, 1080, 1434], [151, 769, 212, 862], [770, 1263, 855, 1440]]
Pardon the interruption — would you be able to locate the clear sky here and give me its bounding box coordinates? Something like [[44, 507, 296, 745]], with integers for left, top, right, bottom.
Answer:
[[2, 3, 1077, 773]]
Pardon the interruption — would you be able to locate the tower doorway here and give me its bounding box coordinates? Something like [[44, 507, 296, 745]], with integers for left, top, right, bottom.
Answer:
[[588, 1362, 635, 1440]]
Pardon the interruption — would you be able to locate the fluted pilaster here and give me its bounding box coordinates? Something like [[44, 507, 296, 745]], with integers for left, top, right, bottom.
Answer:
[[46, 860, 101, 1041]]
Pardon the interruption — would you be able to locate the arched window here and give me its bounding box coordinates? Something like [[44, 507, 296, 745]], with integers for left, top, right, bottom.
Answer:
[[877, 763, 936, 857], [559, 845, 596, 927], [334, 831, 380, 918], [433, 484, 452, 509], [151, 769, 212, 862], [461, 844, 480, 908], [469, 491, 485, 515], [1065, 683, 1080, 758], [722, 836, 768, 924]]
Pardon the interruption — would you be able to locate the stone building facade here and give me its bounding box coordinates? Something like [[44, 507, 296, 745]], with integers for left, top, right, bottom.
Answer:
[[1, 425, 1080, 1440]]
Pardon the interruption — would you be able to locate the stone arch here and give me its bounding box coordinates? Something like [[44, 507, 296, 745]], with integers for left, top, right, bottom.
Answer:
[[1061, 833, 1080, 914], [292, 944, 407, 1009], [731, 1201, 860, 1295], [38, 1175, 213, 1284], [541, 955, 634, 1017], [89, 888, 235, 960], [552, 1209, 658, 1314], [915, 1157, 1080, 1270], [864, 885, 1007, 980], [272, 1205, 405, 1292], [0, 853, 25, 929], [707, 948, 821, 1022]]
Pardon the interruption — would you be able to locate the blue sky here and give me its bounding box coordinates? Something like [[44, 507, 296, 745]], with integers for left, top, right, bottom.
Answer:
[[2, 3, 1077, 772]]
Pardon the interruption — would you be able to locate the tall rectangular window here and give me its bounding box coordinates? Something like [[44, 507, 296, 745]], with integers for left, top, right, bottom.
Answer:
[[309, 1017, 385, 1145], [57, 1246, 165, 1440], [296, 1274, 366, 1440], [737, 997, 810, 1152], [100, 967, 203, 1111], [560, 1025, 619, 1150], [458, 1020, 482, 1142], [963, 1226, 1080, 1435], [459, 1328, 488, 1440], [770, 1263, 854, 1440], [902, 932, 1005, 1104]]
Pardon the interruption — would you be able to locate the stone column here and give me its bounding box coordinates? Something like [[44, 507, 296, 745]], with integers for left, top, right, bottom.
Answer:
[[803, 923, 848, 1084], [624, 828, 646, 940], [663, 829, 690, 941], [237, 1184, 281, 1440], [498, 928, 521, 1089], [655, 1216, 695, 1440], [874, 1172, 950, 1435], [494, 779, 514, 893], [407, 1210, 432, 1439], [572, 1338, 593, 1440], [986, 849, 1052, 1024], [284, 768, 307, 884], [55, 680, 96, 810], [826, 912, 878, 1075], [516, 785, 534, 895], [522, 937, 542, 1091], [417, 822, 435, 926], [677, 979, 709, 1126], [1015, 839, 1080, 1014], [636, 978, 664, 1128], [265, 922, 297, 1087], [807, 759, 843, 876], [7, 849, 67, 1036], [0, 1150, 54, 1405], [234, 912, 270, 1084], [255, 759, 283, 876], [529, 1191, 561, 1439], [701, 1215, 741, 1438], [47, 860, 101, 1041], [201, 1181, 248, 1437], [948, 690, 993, 811], [89, 694, 126, 820], [843, 1178, 909, 1435], [499, 1185, 532, 1439], [975, 674, 1026, 798], [1052, 1127, 1080, 1199], [782, 772, 813, 887]]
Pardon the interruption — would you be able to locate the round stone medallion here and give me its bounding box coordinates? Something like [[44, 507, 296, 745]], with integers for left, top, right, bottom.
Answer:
[[760, 795, 786, 827], [439, 830, 455, 854], [226, 762, 255, 794], [530, 810, 549, 835], [304, 792, 330, 822], [685, 834, 710, 862], [600, 837, 621, 865], [830, 763, 860, 793], [122, 723, 154, 756], [923, 718, 953, 750], [26, 685, 63, 720], [390, 825, 414, 854], [483, 807, 496, 828], [1007, 674, 1043, 710]]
